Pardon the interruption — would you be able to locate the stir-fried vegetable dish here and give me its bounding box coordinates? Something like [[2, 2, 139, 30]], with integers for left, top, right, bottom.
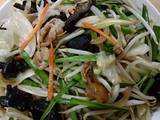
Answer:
[[0, 0, 160, 120]]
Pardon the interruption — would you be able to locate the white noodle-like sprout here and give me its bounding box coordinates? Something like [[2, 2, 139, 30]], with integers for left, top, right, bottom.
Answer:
[[130, 107, 136, 120], [76, 16, 100, 27], [125, 32, 149, 53], [116, 61, 135, 83], [118, 112, 130, 120], [30, 76, 46, 89], [107, 9, 126, 46], [60, 105, 86, 114], [125, 43, 150, 57], [126, 57, 160, 73], [125, 5, 158, 44], [13, 69, 35, 87], [83, 110, 116, 120], [90, 5, 106, 19], [59, 50, 67, 58], [97, 77, 112, 93], [132, 87, 156, 102], [59, 48, 93, 55], [146, 37, 153, 60], [111, 84, 120, 102], [118, 32, 149, 59], [18, 85, 48, 97], [64, 66, 83, 78], [18, 85, 88, 100], [62, 62, 79, 73], [71, 87, 85, 94], [146, 105, 152, 120], [61, 94, 88, 100], [127, 100, 146, 106]]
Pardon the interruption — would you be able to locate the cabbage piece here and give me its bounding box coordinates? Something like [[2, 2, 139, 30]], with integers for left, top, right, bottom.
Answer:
[[125, 43, 150, 57], [0, 1, 36, 62], [97, 52, 120, 85]]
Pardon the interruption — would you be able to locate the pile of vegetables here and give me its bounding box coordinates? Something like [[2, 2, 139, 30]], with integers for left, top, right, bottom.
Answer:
[[0, 0, 160, 120]]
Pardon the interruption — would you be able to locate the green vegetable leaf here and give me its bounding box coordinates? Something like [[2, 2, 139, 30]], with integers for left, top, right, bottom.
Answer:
[[104, 42, 113, 55], [20, 51, 49, 85], [152, 26, 160, 61], [40, 80, 78, 120], [9, 117, 14, 120], [142, 5, 150, 24], [91, 31, 97, 39], [69, 98, 128, 111], [70, 112, 78, 120], [143, 78, 155, 94], [21, 79, 40, 87]]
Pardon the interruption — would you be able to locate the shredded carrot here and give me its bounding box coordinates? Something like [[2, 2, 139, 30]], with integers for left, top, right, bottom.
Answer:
[[19, 4, 49, 50], [48, 43, 54, 101], [81, 22, 121, 47]]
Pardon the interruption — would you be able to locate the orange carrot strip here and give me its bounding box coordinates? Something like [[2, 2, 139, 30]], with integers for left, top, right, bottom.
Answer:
[[19, 4, 49, 50], [48, 43, 54, 101], [81, 22, 120, 46]]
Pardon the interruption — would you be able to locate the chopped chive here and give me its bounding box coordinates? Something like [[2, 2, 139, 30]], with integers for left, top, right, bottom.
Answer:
[[72, 74, 86, 87], [143, 78, 155, 94], [109, 26, 117, 38], [9, 117, 14, 120], [20, 51, 48, 85], [40, 80, 78, 120], [21, 79, 40, 87], [91, 31, 97, 39], [104, 42, 113, 55], [137, 73, 150, 89], [70, 111, 78, 120], [69, 98, 128, 111], [151, 26, 160, 61], [113, 6, 129, 20], [142, 5, 150, 24], [59, 79, 66, 89], [121, 26, 136, 35], [120, 82, 135, 87], [153, 26, 160, 41]]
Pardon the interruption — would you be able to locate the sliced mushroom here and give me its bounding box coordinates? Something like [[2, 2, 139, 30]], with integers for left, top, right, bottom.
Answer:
[[82, 62, 110, 103]]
